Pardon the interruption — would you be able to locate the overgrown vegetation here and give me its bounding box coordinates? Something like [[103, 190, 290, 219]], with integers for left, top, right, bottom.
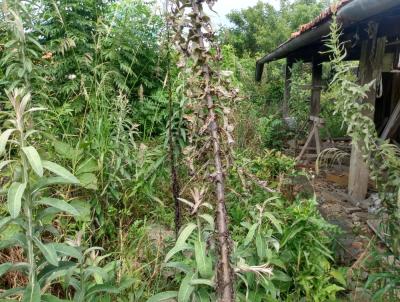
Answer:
[[326, 15, 400, 300], [0, 0, 398, 301]]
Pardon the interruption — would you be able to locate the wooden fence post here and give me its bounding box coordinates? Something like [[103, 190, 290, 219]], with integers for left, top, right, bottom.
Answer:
[[348, 22, 386, 200], [283, 59, 293, 118]]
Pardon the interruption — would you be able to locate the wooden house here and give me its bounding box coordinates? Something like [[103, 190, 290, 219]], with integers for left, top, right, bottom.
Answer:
[[256, 0, 400, 201]]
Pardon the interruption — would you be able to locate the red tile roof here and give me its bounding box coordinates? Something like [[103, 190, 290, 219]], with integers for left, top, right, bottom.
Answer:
[[290, 0, 352, 39]]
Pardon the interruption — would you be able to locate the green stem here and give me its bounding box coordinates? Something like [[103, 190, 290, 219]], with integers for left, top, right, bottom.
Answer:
[[26, 198, 35, 284], [20, 122, 36, 290], [79, 257, 85, 302]]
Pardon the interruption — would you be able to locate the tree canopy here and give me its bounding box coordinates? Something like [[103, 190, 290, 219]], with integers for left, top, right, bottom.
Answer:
[[222, 0, 330, 56]]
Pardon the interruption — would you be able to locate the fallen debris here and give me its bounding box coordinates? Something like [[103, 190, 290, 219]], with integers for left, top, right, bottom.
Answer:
[[326, 172, 348, 187]]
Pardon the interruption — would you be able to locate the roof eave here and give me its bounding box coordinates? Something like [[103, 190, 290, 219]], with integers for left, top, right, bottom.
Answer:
[[256, 0, 400, 82]]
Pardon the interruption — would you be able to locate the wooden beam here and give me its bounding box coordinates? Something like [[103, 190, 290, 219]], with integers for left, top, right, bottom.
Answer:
[[283, 59, 293, 118], [381, 99, 400, 139], [296, 117, 325, 162], [348, 23, 386, 201], [296, 126, 316, 161], [298, 84, 326, 90], [390, 74, 400, 112], [309, 56, 323, 155], [311, 57, 323, 117]]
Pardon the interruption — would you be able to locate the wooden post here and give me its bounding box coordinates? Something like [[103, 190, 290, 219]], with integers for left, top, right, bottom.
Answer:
[[283, 59, 293, 118], [348, 23, 386, 201], [381, 100, 400, 140], [311, 57, 322, 117], [310, 56, 322, 152], [296, 57, 323, 161]]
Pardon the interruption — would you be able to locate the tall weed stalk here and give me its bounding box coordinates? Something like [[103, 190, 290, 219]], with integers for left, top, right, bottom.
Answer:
[[326, 15, 400, 299]]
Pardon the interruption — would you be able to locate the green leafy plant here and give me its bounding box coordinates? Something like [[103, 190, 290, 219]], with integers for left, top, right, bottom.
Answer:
[[232, 150, 296, 189], [257, 115, 287, 150], [0, 87, 132, 301], [148, 187, 217, 302], [231, 194, 345, 302], [0, 88, 78, 300], [325, 15, 400, 299]]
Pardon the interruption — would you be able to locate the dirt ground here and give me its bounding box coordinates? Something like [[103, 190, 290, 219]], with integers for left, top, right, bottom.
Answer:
[[297, 160, 384, 301]]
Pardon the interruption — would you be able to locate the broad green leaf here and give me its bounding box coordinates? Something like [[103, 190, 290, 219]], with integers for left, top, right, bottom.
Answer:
[[0, 129, 16, 155], [178, 272, 196, 302], [25, 107, 47, 115], [0, 221, 23, 240], [101, 258, 116, 272], [53, 140, 82, 160], [42, 160, 79, 184], [194, 239, 213, 278], [165, 243, 192, 263], [7, 182, 26, 218], [83, 246, 104, 256], [19, 92, 31, 114], [11, 262, 30, 273], [266, 237, 280, 252], [269, 257, 286, 269], [36, 207, 64, 222], [34, 198, 79, 216], [0, 160, 14, 171], [190, 279, 214, 287], [33, 237, 58, 266], [38, 261, 76, 285], [0, 263, 12, 278], [244, 223, 258, 246], [146, 291, 178, 302], [164, 261, 191, 274], [199, 214, 214, 230], [84, 266, 108, 283], [256, 233, 266, 259], [0, 233, 26, 250], [32, 177, 76, 193], [272, 270, 292, 282], [22, 146, 43, 176], [176, 223, 197, 247], [330, 270, 347, 286], [41, 294, 70, 302], [324, 284, 345, 294], [0, 287, 24, 299], [264, 212, 282, 234], [22, 282, 41, 302], [51, 243, 82, 260], [69, 200, 91, 221], [25, 130, 38, 140], [86, 284, 121, 297], [117, 277, 135, 291], [77, 172, 98, 190], [281, 226, 304, 247], [196, 288, 211, 302], [0, 216, 13, 231], [76, 158, 98, 174]]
